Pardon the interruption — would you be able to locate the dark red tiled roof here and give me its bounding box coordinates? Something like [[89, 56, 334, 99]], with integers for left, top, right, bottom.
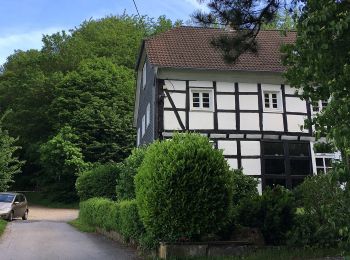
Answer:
[[144, 26, 296, 73]]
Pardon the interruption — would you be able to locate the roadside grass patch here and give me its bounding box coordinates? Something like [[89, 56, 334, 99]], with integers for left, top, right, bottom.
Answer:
[[68, 219, 95, 233], [24, 192, 79, 209], [0, 219, 7, 236]]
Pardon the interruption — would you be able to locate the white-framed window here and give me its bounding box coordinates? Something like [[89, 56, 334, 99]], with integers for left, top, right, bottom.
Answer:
[[190, 88, 213, 111], [146, 103, 150, 127], [142, 63, 147, 89], [137, 128, 141, 146], [142, 115, 146, 137], [315, 153, 338, 174], [312, 100, 329, 113], [263, 91, 281, 111]]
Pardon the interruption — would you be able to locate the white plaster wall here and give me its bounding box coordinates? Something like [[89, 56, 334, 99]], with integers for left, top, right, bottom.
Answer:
[[242, 159, 261, 175], [227, 158, 238, 170], [261, 84, 281, 92], [239, 95, 259, 110], [217, 95, 235, 110], [238, 83, 257, 92], [164, 80, 186, 91], [218, 140, 237, 155], [263, 113, 284, 131], [189, 81, 213, 88], [286, 97, 307, 113], [189, 111, 214, 129], [241, 141, 260, 156], [256, 179, 262, 195], [217, 82, 235, 92], [285, 84, 303, 95], [164, 111, 186, 130], [287, 114, 308, 132], [218, 112, 236, 130], [164, 92, 186, 109], [240, 113, 260, 130]]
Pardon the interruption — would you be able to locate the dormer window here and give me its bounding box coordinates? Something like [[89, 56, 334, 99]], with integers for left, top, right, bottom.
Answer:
[[190, 89, 213, 111], [264, 91, 281, 111]]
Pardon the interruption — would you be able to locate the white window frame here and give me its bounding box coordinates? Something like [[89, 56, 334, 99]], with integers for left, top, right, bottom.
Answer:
[[315, 153, 338, 174], [263, 91, 282, 112], [190, 88, 214, 111], [137, 128, 141, 146], [312, 100, 329, 114], [142, 115, 146, 137], [142, 63, 147, 89], [146, 103, 150, 127]]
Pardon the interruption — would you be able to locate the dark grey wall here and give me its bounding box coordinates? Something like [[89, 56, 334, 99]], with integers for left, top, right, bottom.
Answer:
[[137, 59, 156, 146]]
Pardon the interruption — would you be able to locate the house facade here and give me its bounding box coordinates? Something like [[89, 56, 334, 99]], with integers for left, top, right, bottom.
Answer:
[[134, 27, 323, 193]]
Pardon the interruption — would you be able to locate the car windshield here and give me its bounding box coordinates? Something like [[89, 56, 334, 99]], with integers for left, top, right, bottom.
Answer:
[[0, 194, 15, 203]]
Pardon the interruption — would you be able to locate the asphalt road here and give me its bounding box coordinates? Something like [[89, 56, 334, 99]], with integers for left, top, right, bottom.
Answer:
[[0, 207, 140, 260]]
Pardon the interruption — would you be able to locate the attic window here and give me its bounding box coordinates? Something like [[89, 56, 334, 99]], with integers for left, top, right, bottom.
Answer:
[[190, 89, 213, 111], [142, 63, 147, 89]]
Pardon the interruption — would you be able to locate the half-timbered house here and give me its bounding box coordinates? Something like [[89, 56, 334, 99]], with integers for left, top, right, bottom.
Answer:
[[134, 26, 320, 193]]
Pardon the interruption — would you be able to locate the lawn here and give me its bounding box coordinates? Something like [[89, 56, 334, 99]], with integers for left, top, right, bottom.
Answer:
[[0, 219, 7, 237], [24, 192, 79, 209], [68, 218, 95, 233], [162, 247, 349, 260]]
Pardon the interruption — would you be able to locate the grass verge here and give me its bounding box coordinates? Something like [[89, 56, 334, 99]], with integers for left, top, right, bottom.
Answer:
[[161, 247, 349, 260], [0, 219, 7, 237], [24, 192, 79, 209], [68, 218, 95, 233]]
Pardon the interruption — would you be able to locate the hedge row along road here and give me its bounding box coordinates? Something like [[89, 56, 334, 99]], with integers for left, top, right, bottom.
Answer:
[[0, 206, 139, 260]]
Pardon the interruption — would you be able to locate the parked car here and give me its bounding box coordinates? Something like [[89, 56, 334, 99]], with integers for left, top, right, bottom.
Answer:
[[0, 192, 29, 221]]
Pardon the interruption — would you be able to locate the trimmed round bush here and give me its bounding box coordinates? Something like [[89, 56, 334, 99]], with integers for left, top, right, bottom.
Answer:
[[76, 163, 122, 201], [135, 133, 232, 242], [116, 147, 147, 200]]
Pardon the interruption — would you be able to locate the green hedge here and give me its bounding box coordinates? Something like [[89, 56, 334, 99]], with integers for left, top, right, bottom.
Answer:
[[79, 198, 145, 243], [76, 163, 122, 201], [135, 133, 232, 243]]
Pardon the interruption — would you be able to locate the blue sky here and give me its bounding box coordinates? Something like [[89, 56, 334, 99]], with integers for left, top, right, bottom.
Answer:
[[0, 0, 207, 65]]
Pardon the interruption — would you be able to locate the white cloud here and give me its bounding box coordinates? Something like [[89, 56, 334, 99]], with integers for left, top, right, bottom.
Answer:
[[183, 0, 208, 11], [0, 27, 66, 65]]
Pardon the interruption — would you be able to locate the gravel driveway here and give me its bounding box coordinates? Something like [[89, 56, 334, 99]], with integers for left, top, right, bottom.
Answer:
[[0, 206, 140, 260]]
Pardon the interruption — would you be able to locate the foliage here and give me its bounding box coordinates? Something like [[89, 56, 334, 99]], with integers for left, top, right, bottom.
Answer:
[[283, 0, 350, 167], [76, 163, 122, 201], [313, 141, 336, 153], [237, 186, 295, 245], [0, 14, 180, 191], [79, 198, 146, 244], [116, 147, 147, 200], [135, 133, 232, 243], [49, 58, 136, 163], [230, 169, 259, 206], [288, 171, 350, 249], [0, 113, 23, 191], [39, 126, 89, 202], [0, 219, 7, 237]]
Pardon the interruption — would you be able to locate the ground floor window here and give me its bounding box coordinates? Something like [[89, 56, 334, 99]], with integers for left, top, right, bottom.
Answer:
[[262, 141, 312, 189]]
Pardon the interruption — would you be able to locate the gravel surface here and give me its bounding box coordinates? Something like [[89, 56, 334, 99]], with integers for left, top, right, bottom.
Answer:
[[0, 206, 140, 260]]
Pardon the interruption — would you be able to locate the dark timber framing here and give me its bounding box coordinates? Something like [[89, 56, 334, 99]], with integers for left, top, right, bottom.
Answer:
[[257, 83, 263, 131], [164, 89, 185, 130], [281, 84, 288, 132], [213, 81, 218, 131], [156, 79, 165, 140], [185, 80, 190, 130], [235, 82, 240, 131]]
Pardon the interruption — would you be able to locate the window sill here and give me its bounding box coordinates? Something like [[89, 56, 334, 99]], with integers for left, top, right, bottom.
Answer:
[[190, 108, 214, 112], [263, 109, 283, 113]]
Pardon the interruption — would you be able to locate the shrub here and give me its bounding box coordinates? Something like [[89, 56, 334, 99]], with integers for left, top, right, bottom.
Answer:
[[76, 163, 122, 201], [79, 197, 119, 231], [116, 147, 147, 200], [135, 133, 232, 243], [288, 171, 350, 249], [119, 200, 144, 241], [237, 186, 295, 245]]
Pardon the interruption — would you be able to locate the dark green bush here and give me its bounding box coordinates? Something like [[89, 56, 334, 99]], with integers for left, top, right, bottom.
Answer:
[[76, 163, 122, 201], [119, 200, 144, 241], [237, 186, 295, 245], [116, 147, 147, 200], [135, 133, 232, 243], [79, 198, 147, 245], [288, 171, 350, 249]]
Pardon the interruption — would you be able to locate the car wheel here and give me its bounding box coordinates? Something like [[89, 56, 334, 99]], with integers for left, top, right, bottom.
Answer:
[[22, 210, 28, 220], [8, 211, 13, 222]]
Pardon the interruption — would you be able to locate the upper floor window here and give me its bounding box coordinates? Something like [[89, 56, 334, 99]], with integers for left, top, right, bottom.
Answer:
[[142, 63, 147, 89], [146, 103, 150, 127], [264, 91, 281, 111], [312, 99, 329, 113], [191, 89, 213, 111]]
